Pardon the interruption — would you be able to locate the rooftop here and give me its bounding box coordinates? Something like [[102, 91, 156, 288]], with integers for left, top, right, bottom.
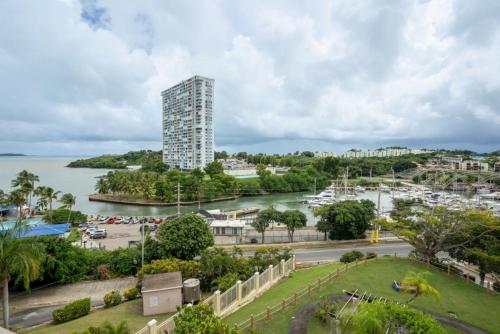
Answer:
[[142, 272, 183, 292]]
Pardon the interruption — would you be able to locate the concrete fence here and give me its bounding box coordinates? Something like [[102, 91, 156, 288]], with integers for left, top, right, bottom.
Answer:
[[137, 255, 296, 334]]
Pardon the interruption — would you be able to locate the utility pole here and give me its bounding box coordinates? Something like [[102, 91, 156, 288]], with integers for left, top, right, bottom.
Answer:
[[141, 218, 145, 268], [177, 182, 180, 217], [314, 177, 317, 195]]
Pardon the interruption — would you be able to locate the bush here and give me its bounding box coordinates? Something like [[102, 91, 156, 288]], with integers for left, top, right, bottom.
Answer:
[[213, 273, 239, 292], [340, 250, 364, 263], [104, 290, 122, 307], [365, 252, 377, 259], [52, 298, 91, 323], [123, 287, 139, 300], [97, 264, 111, 280]]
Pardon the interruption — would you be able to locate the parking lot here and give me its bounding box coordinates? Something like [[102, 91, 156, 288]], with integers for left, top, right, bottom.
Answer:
[[79, 222, 148, 250]]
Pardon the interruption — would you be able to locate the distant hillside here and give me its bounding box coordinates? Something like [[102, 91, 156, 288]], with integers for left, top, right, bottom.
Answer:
[[0, 153, 26, 156], [67, 150, 166, 172]]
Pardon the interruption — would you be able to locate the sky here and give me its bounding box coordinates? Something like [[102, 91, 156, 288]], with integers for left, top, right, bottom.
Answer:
[[0, 0, 499, 156]]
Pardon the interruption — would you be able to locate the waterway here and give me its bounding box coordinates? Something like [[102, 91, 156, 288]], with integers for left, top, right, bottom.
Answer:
[[0, 156, 395, 225]]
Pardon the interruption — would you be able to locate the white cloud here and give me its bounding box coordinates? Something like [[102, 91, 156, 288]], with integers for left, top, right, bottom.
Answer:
[[0, 0, 499, 155]]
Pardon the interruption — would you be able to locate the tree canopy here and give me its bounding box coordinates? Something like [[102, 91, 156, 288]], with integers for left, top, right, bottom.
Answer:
[[156, 214, 214, 260], [315, 200, 375, 240]]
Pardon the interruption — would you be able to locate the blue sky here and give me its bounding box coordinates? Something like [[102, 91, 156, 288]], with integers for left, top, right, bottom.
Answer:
[[0, 0, 499, 156]]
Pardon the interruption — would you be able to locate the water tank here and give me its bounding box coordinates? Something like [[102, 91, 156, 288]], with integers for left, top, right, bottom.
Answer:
[[183, 278, 201, 304]]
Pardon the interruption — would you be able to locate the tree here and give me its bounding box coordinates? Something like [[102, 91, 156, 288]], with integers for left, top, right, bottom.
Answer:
[[251, 206, 279, 243], [95, 177, 109, 194], [37, 187, 61, 224], [156, 214, 214, 260], [280, 210, 307, 243], [315, 200, 375, 240], [43, 208, 87, 225], [384, 206, 497, 259], [0, 220, 44, 327], [174, 302, 239, 334], [59, 193, 76, 224], [204, 161, 224, 178], [11, 170, 39, 209], [446, 210, 500, 285], [7, 189, 26, 220], [401, 271, 440, 304]]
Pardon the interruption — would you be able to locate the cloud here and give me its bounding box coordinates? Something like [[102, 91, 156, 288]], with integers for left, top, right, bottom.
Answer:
[[0, 0, 499, 155]]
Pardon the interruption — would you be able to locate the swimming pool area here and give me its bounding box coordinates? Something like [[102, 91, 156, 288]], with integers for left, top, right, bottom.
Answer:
[[0, 219, 44, 229]]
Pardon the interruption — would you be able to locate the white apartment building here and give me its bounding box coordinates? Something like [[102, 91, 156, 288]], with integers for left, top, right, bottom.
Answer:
[[162, 76, 214, 170], [342, 148, 433, 158]]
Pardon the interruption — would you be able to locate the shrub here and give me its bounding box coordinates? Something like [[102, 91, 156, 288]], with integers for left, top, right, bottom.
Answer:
[[365, 252, 377, 259], [213, 273, 239, 292], [52, 298, 91, 323], [97, 264, 110, 280], [123, 287, 139, 300], [138, 259, 201, 285], [340, 250, 364, 263], [70, 320, 130, 334], [104, 290, 122, 307]]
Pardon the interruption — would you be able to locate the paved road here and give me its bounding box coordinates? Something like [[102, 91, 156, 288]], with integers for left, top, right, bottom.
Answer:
[[292, 242, 413, 263]]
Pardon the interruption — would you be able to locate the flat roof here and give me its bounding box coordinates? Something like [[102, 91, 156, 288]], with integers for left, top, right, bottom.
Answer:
[[142, 272, 182, 292]]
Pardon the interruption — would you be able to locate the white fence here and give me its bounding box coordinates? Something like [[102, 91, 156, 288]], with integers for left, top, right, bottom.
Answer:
[[139, 256, 295, 334]]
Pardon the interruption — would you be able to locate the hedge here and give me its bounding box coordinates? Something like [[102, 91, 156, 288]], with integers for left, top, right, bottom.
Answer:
[[104, 290, 122, 307], [52, 297, 91, 323]]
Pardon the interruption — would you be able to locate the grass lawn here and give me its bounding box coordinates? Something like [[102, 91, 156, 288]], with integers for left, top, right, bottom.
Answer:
[[223, 257, 500, 334], [25, 299, 173, 334]]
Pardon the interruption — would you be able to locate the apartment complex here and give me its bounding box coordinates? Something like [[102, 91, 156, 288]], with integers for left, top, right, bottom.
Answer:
[[162, 76, 214, 170], [342, 147, 433, 158]]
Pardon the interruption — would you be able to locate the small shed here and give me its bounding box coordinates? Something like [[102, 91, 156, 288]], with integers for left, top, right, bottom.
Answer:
[[142, 272, 183, 316]]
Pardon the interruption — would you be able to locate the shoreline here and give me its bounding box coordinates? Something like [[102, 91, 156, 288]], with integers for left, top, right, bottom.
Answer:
[[88, 193, 243, 207]]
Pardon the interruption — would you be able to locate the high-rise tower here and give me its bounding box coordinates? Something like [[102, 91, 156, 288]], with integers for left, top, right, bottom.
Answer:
[[162, 76, 214, 170]]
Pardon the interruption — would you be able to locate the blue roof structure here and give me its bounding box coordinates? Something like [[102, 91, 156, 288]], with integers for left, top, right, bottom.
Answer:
[[20, 223, 70, 238]]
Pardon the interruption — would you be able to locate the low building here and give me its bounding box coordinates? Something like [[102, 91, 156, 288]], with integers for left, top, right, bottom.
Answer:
[[494, 161, 500, 173], [314, 151, 337, 158], [209, 219, 246, 245], [142, 272, 183, 316], [455, 160, 489, 172]]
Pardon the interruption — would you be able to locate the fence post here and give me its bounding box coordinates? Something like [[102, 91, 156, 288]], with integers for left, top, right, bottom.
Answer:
[[294, 292, 298, 305], [336, 267, 340, 276], [292, 255, 296, 270], [282, 299, 286, 313], [250, 314, 255, 330], [308, 283, 311, 297], [236, 280, 243, 305], [356, 259, 359, 268], [466, 275, 470, 285], [447, 264, 451, 276], [269, 265, 274, 283], [318, 278, 321, 289], [214, 290, 221, 316], [254, 272, 260, 293], [329, 272, 333, 282], [266, 306, 270, 320], [280, 259, 285, 276], [147, 319, 158, 334], [487, 281, 491, 293]]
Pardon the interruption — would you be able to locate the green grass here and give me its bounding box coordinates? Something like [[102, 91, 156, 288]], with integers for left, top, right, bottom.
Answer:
[[25, 300, 173, 334], [224, 258, 500, 334]]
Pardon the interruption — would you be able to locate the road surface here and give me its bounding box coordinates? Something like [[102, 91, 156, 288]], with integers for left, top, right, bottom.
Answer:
[[292, 242, 413, 262]]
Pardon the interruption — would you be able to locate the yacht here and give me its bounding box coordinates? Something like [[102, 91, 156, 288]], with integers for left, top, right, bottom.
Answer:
[[379, 184, 391, 193], [354, 185, 365, 193]]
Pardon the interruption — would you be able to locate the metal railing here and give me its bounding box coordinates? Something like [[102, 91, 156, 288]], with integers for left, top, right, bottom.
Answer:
[[136, 257, 295, 334]]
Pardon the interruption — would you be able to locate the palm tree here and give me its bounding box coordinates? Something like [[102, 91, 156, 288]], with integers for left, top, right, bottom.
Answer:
[[7, 189, 27, 221], [401, 271, 440, 304], [97, 320, 130, 334], [36, 187, 60, 224], [95, 177, 109, 194], [11, 170, 39, 210], [59, 193, 76, 224], [0, 220, 44, 328]]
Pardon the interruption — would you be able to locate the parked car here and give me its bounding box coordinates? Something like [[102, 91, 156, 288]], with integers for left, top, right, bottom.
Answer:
[[90, 228, 107, 239], [139, 224, 157, 232], [106, 217, 119, 224]]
